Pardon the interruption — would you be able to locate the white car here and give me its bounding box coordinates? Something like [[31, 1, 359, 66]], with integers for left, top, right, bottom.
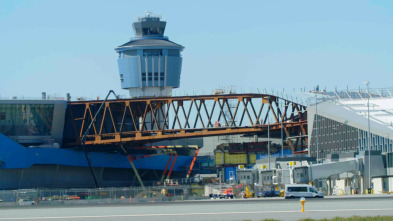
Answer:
[[284, 184, 324, 199]]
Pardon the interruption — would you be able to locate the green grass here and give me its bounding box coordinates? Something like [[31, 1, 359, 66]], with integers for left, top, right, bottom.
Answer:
[[244, 216, 393, 221], [299, 217, 393, 221]]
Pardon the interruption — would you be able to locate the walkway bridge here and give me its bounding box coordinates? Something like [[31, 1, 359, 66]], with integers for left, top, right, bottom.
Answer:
[[64, 93, 308, 153]]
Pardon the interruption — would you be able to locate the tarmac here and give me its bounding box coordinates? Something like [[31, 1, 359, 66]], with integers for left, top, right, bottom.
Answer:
[[0, 194, 392, 221]]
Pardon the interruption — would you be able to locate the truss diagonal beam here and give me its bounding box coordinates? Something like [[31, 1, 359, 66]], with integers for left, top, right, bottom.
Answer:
[[66, 93, 308, 152]]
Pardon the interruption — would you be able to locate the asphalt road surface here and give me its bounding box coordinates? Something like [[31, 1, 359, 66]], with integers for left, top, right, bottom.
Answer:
[[1, 195, 393, 221]]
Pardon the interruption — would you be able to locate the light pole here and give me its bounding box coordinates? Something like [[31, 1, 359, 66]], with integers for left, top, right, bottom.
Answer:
[[268, 121, 271, 170], [316, 93, 319, 163], [387, 133, 390, 179], [364, 81, 371, 192], [281, 120, 284, 158], [281, 103, 285, 158]]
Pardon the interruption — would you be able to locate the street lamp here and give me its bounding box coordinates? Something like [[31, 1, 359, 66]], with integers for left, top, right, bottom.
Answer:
[[316, 93, 319, 163], [281, 102, 287, 158], [364, 81, 371, 192], [268, 121, 271, 170]]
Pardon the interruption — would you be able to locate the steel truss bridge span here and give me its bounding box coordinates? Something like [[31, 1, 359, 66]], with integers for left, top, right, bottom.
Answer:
[[65, 93, 307, 153]]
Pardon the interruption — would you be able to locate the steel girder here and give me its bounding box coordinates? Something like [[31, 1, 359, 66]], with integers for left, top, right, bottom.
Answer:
[[66, 93, 307, 152]]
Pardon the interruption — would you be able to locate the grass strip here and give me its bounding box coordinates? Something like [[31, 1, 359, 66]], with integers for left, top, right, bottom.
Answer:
[[299, 216, 393, 221], [250, 216, 393, 221]]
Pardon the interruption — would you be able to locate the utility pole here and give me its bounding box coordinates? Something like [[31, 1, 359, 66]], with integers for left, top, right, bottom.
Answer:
[[268, 122, 271, 170], [281, 120, 284, 158], [364, 81, 371, 192], [219, 170, 222, 193], [281, 103, 284, 158], [316, 93, 319, 162], [386, 134, 389, 179]]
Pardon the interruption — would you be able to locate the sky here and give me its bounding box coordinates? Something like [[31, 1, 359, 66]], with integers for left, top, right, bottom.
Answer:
[[1, 0, 393, 99]]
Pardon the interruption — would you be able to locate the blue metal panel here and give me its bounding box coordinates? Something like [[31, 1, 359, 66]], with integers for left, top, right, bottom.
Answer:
[[224, 167, 237, 182], [0, 133, 193, 171], [165, 56, 182, 88], [118, 57, 140, 88], [256, 149, 294, 160]]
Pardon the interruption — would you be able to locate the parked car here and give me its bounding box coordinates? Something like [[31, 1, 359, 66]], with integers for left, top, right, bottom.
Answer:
[[257, 190, 280, 197], [209, 193, 233, 199], [284, 184, 324, 199], [257, 186, 281, 197]]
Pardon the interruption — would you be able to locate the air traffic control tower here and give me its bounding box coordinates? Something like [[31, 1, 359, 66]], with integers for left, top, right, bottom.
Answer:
[[115, 13, 185, 97]]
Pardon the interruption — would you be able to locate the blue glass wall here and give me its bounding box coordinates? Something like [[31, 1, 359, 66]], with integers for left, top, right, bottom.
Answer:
[[117, 49, 182, 90], [0, 104, 54, 136]]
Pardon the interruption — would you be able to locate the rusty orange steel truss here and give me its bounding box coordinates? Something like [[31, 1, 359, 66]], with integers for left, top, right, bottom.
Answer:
[[67, 93, 307, 153]]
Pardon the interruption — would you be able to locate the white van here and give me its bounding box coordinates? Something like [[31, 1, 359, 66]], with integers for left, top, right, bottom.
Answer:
[[284, 184, 324, 199]]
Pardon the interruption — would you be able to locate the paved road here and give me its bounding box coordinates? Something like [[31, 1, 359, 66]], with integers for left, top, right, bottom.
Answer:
[[1, 196, 393, 221]]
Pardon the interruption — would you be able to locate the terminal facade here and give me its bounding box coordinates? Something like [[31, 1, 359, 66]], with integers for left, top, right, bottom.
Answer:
[[302, 89, 392, 193]]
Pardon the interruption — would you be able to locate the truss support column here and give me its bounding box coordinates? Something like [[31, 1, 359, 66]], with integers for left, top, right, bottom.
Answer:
[[161, 153, 173, 182], [79, 90, 118, 188], [283, 126, 296, 154], [82, 143, 99, 188], [186, 148, 200, 179], [127, 155, 146, 190], [167, 154, 178, 179], [120, 144, 145, 190]]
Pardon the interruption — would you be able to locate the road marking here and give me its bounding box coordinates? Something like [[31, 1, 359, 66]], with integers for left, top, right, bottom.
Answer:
[[0, 208, 392, 220]]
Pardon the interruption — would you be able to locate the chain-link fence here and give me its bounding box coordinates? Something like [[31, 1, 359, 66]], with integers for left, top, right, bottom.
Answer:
[[0, 185, 206, 206]]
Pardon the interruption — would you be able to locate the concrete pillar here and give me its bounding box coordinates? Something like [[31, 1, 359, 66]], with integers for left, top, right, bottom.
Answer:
[[328, 178, 331, 195]]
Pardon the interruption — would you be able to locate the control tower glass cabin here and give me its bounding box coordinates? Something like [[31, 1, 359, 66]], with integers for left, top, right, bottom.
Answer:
[[115, 14, 185, 97]]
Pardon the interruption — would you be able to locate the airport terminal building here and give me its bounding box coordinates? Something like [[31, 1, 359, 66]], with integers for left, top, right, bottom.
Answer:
[[307, 88, 393, 192]]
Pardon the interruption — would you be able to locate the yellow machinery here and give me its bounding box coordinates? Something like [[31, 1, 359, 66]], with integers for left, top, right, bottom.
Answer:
[[245, 186, 254, 198], [215, 152, 257, 165]]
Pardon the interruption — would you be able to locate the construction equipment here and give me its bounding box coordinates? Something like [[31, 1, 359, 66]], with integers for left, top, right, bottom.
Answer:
[[244, 186, 254, 198]]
